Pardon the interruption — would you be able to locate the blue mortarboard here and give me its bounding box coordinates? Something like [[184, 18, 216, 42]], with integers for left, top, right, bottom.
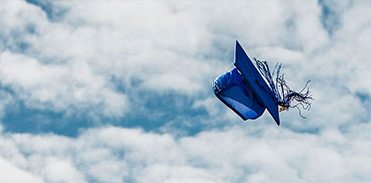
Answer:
[[213, 41, 280, 125]]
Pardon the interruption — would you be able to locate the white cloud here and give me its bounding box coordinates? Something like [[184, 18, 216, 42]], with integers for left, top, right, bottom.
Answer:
[[0, 51, 128, 118], [42, 157, 86, 183], [0, 125, 371, 182], [2, 0, 365, 126], [0, 0, 371, 182], [0, 157, 44, 183]]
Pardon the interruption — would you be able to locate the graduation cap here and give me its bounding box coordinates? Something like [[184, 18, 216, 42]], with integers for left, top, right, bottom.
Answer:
[[213, 41, 280, 125]]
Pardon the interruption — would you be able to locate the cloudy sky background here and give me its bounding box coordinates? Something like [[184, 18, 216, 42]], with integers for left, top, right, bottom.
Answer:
[[0, 0, 371, 182]]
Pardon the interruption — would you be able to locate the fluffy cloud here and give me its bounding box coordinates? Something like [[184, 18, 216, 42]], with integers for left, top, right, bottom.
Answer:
[[1, 125, 371, 183], [0, 157, 43, 183], [0, 0, 371, 182], [0, 50, 129, 118], [2, 0, 367, 127]]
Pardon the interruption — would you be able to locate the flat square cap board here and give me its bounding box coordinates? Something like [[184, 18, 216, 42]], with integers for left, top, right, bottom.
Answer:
[[234, 41, 280, 125]]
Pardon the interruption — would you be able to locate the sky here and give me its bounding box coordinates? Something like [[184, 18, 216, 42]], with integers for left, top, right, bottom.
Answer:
[[0, 0, 371, 182]]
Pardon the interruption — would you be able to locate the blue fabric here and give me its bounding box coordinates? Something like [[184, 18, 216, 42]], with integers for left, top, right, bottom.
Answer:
[[213, 68, 265, 120], [234, 41, 280, 125], [212, 41, 280, 125]]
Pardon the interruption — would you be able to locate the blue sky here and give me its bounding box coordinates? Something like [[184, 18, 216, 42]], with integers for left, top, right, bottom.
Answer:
[[0, 0, 371, 182]]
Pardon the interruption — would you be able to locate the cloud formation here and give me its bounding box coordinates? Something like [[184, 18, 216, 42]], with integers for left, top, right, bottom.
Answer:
[[1, 125, 371, 182], [0, 0, 371, 182]]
